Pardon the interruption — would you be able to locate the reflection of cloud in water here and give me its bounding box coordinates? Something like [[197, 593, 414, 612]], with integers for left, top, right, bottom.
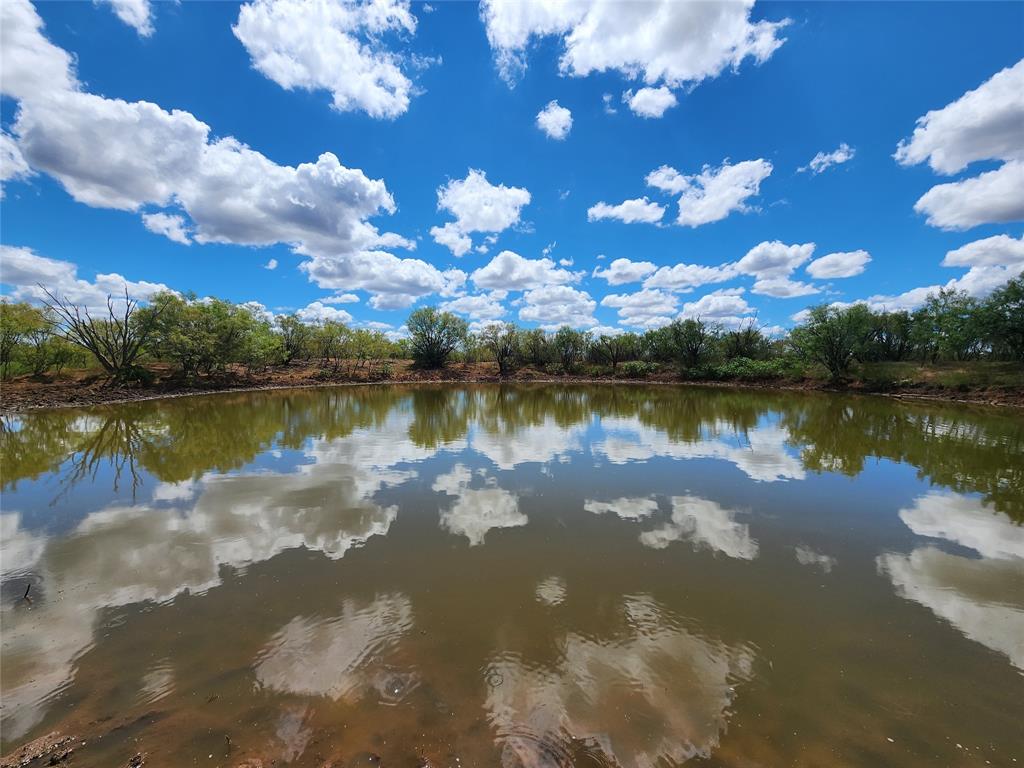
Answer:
[[0, 513, 47, 577], [433, 465, 526, 546], [274, 704, 313, 763], [486, 595, 753, 767], [795, 545, 836, 573], [137, 660, 175, 707], [255, 594, 413, 702], [880, 547, 1024, 670], [471, 418, 584, 469], [151, 479, 200, 503], [535, 576, 566, 606], [584, 497, 659, 521], [879, 492, 1024, 671], [898, 491, 1024, 560], [595, 417, 804, 483], [640, 495, 758, 560], [0, 427, 431, 740]]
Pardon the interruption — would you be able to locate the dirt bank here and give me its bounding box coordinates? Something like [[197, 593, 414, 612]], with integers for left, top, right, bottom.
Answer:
[[2, 361, 1022, 413]]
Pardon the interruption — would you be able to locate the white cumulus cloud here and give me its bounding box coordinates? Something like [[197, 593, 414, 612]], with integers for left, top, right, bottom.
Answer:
[[750, 277, 819, 298], [536, 99, 572, 139], [430, 169, 531, 256], [0, 244, 172, 313], [471, 250, 579, 292], [141, 212, 191, 245], [681, 287, 753, 319], [440, 293, 508, 321], [895, 59, 1024, 174], [798, 142, 855, 174], [587, 197, 665, 224], [601, 289, 679, 328], [519, 285, 596, 329], [233, 0, 421, 119], [642, 160, 773, 227], [296, 301, 354, 324], [0, 130, 33, 196], [97, 0, 154, 37], [324, 292, 360, 304], [623, 86, 677, 118], [912, 160, 1024, 230], [942, 234, 1024, 268], [736, 240, 815, 279], [643, 262, 737, 292], [592, 257, 657, 286], [480, 0, 788, 89], [896, 59, 1024, 230], [805, 249, 871, 279], [1, 0, 443, 310]]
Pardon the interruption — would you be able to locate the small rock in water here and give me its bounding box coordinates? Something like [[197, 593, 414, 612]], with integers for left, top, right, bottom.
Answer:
[[347, 752, 381, 767]]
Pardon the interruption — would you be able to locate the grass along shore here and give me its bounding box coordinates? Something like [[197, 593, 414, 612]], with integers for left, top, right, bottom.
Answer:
[[2, 359, 1023, 413]]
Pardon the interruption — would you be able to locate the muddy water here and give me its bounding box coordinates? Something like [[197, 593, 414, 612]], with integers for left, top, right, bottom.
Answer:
[[1, 384, 1021, 766]]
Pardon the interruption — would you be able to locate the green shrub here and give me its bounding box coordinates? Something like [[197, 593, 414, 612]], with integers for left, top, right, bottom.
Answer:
[[620, 360, 658, 378], [710, 357, 799, 381]]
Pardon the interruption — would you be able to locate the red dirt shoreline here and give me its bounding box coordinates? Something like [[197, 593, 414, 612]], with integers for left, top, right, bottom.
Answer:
[[2, 362, 1022, 412]]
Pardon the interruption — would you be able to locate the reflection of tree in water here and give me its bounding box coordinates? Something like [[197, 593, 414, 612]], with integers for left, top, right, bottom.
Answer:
[[60, 408, 147, 499], [4, 385, 1019, 520], [1, 412, 93, 490], [1, 388, 411, 493], [780, 398, 1024, 522], [407, 388, 472, 448]]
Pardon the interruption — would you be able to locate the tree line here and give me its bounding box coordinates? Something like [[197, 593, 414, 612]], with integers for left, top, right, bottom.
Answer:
[[0, 277, 1021, 383]]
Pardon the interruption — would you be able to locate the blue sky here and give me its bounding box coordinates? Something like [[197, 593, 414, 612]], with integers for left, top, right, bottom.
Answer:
[[2, 0, 1022, 336]]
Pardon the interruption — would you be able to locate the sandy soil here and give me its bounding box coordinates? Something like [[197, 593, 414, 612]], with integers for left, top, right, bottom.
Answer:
[[2, 361, 1022, 413]]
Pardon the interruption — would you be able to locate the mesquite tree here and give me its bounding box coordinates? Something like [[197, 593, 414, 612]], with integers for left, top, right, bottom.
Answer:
[[552, 327, 590, 372], [479, 322, 521, 376], [41, 286, 163, 383], [593, 332, 638, 371], [407, 307, 468, 368], [669, 318, 716, 370], [789, 304, 874, 379]]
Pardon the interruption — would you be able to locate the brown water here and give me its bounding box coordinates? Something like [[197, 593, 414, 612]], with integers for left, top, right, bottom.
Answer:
[[1, 384, 1022, 767]]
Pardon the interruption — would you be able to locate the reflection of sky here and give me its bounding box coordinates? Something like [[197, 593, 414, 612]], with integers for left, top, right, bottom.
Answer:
[[583, 494, 758, 559], [433, 464, 526, 545], [3, 390, 1022, 748], [640, 495, 759, 559], [594, 416, 806, 483], [468, 416, 586, 470], [879, 491, 1024, 670], [255, 593, 414, 702], [486, 594, 754, 766], [0, 410, 455, 740]]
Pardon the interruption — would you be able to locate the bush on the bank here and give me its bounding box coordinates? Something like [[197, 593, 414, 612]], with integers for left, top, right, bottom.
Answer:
[[620, 360, 659, 378], [710, 357, 800, 381]]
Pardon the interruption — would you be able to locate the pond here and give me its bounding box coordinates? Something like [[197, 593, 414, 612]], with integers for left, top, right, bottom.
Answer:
[[1, 384, 1022, 766]]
